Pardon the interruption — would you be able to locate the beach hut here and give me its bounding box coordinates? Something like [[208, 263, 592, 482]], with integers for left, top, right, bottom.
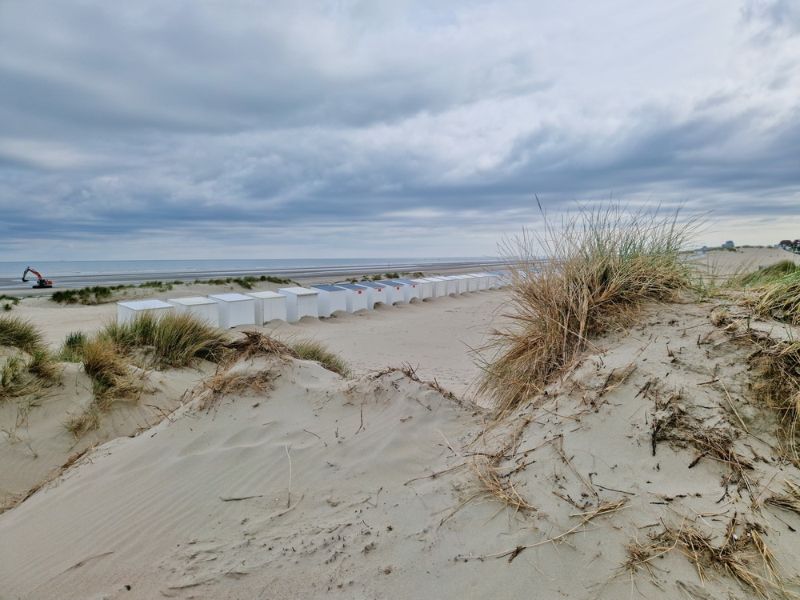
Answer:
[[377, 280, 407, 305], [454, 274, 474, 293], [463, 274, 481, 292], [116, 299, 174, 325], [355, 281, 389, 307], [208, 293, 256, 328], [388, 279, 421, 303], [336, 283, 371, 312], [247, 291, 287, 324], [166, 296, 219, 326], [479, 272, 500, 289], [421, 276, 448, 298], [311, 284, 349, 318], [278, 287, 319, 322], [410, 278, 434, 300], [440, 275, 464, 295]]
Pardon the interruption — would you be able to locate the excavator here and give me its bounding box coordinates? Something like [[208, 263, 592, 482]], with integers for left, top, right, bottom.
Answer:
[[21, 266, 54, 289]]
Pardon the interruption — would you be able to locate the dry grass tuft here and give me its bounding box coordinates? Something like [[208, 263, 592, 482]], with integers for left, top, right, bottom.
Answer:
[[197, 369, 275, 411], [765, 479, 800, 516], [626, 516, 782, 597], [224, 330, 294, 362], [471, 454, 536, 514], [81, 338, 141, 406], [0, 316, 46, 354], [749, 339, 800, 464], [650, 392, 753, 480], [755, 271, 800, 325], [480, 204, 694, 415], [64, 405, 101, 438]]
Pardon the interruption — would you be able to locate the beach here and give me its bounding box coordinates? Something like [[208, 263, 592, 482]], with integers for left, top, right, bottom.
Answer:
[[1, 246, 800, 599]]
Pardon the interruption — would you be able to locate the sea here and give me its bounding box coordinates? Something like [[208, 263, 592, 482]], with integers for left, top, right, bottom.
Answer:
[[0, 257, 505, 291]]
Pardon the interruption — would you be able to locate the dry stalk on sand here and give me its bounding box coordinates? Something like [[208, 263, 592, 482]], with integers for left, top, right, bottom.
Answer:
[[372, 363, 461, 404], [650, 388, 753, 482], [626, 515, 784, 598], [765, 479, 800, 516], [197, 368, 275, 411], [470, 454, 536, 514], [461, 497, 628, 563]]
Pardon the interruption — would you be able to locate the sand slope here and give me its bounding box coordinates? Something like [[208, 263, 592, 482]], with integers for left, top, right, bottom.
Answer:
[[3, 299, 799, 599]]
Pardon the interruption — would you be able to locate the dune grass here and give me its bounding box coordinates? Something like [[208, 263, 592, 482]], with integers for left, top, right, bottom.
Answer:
[[0, 317, 59, 401], [58, 331, 88, 362], [750, 339, 800, 464], [754, 270, 800, 325], [99, 312, 228, 368], [480, 204, 694, 415], [730, 260, 800, 288], [0, 295, 19, 312], [288, 339, 351, 377]]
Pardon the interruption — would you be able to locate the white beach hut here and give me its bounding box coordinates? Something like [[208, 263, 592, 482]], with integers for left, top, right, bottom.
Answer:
[[421, 277, 448, 298], [208, 293, 256, 329], [454, 274, 474, 293], [352, 281, 389, 308], [390, 279, 421, 302], [247, 291, 288, 324], [463, 274, 481, 292], [410, 278, 433, 300], [377, 280, 406, 305], [311, 284, 349, 318], [477, 272, 499, 289], [336, 283, 371, 312], [440, 275, 463, 295], [278, 287, 319, 322], [167, 296, 219, 326], [116, 299, 174, 325]]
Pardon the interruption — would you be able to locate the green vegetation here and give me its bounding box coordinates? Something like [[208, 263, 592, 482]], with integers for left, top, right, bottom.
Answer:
[[58, 331, 88, 362], [730, 260, 800, 288], [480, 205, 693, 416], [194, 274, 294, 288], [51, 281, 175, 305], [0, 295, 19, 312], [99, 312, 228, 368], [288, 339, 351, 377], [0, 316, 59, 401]]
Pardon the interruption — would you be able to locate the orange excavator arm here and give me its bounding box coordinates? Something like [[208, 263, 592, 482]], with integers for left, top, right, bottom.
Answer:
[[22, 266, 54, 288]]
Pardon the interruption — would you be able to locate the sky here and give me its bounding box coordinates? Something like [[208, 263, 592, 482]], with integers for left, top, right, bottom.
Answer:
[[0, 0, 798, 260]]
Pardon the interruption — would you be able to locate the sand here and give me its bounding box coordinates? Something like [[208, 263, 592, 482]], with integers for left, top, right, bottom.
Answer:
[[1, 249, 800, 599]]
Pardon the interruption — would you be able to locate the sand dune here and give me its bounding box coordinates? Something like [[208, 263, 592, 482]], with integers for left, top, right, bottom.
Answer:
[[2, 248, 800, 598]]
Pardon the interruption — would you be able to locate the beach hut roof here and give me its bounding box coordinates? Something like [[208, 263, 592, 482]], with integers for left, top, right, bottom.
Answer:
[[337, 283, 368, 291], [118, 299, 173, 310], [312, 284, 346, 292], [168, 296, 216, 306], [393, 278, 416, 285], [355, 281, 385, 289], [279, 287, 318, 296], [247, 291, 284, 299], [208, 293, 253, 302]]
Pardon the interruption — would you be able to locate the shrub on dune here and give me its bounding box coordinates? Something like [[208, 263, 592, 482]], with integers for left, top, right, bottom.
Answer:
[[0, 316, 45, 355], [100, 313, 228, 368], [289, 339, 351, 377], [480, 204, 695, 416], [0, 317, 59, 398]]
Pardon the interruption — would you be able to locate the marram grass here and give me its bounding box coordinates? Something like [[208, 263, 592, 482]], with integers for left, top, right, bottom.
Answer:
[[480, 204, 695, 416]]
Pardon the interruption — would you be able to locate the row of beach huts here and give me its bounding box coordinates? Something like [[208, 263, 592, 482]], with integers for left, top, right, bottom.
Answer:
[[116, 272, 510, 328]]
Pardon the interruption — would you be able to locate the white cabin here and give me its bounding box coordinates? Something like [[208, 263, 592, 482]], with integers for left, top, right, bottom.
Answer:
[[208, 293, 256, 329], [335, 283, 371, 312], [247, 291, 288, 324], [311, 285, 349, 318], [116, 299, 174, 325], [167, 296, 219, 326], [278, 287, 319, 322]]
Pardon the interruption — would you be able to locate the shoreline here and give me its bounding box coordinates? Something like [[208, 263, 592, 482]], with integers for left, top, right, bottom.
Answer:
[[0, 259, 510, 295]]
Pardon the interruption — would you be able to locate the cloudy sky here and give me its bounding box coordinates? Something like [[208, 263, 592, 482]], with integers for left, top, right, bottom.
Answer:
[[1, 0, 798, 260]]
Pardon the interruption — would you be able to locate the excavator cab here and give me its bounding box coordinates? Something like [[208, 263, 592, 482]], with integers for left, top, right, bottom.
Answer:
[[22, 266, 54, 289]]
